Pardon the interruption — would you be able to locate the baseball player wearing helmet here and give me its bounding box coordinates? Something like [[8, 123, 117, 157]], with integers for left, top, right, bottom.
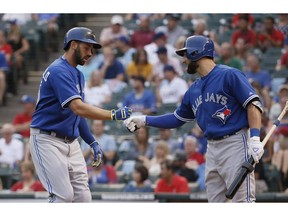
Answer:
[[125, 35, 264, 202], [29, 27, 132, 202]]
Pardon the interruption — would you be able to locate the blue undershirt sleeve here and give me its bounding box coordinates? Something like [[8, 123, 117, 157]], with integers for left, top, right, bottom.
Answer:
[[146, 113, 186, 128], [79, 117, 95, 145]]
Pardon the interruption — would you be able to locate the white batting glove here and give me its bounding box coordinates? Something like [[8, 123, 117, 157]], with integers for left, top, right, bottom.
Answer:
[[249, 136, 264, 164], [124, 115, 146, 132]]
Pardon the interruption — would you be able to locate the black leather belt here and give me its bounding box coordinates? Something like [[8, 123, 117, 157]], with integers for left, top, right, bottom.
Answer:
[[38, 129, 75, 143], [207, 131, 239, 141]]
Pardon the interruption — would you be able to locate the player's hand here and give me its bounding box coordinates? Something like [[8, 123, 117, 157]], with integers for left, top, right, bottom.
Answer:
[[249, 136, 264, 164], [111, 106, 132, 121], [89, 141, 103, 168], [124, 115, 146, 132]]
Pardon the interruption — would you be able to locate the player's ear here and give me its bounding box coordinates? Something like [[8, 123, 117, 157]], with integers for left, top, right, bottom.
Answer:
[[70, 40, 79, 50]]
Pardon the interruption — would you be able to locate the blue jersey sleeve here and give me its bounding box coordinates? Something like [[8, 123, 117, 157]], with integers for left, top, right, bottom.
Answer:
[[226, 69, 259, 109], [49, 68, 82, 108], [175, 89, 195, 122]]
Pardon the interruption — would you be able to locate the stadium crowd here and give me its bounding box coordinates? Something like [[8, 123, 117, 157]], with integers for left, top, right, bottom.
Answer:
[[1, 13, 288, 196]]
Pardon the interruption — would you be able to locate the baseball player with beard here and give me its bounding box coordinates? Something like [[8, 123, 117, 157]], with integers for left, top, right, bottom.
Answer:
[[125, 35, 264, 202], [29, 27, 132, 202]]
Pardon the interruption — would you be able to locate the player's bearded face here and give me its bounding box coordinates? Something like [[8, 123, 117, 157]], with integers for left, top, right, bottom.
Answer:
[[187, 60, 198, 74], [74, 44, 90, 66]]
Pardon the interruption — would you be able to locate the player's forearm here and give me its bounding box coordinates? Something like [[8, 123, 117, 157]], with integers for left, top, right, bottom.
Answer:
[[247, 103, 262, 132], [70, 99, 112, 120], [146, 113, 185, 128]]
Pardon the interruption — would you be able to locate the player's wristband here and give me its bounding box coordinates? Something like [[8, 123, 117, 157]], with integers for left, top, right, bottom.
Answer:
[[250, 128, 260, 137], [111, 109, 116, 120]]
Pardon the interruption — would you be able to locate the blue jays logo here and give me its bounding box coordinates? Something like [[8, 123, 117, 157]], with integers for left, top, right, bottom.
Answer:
[[212, 105, 231, 124]]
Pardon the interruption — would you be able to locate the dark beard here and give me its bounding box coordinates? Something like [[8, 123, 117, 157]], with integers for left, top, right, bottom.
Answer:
[[74, 45, 85, 65], [187, 61, 198, 74]]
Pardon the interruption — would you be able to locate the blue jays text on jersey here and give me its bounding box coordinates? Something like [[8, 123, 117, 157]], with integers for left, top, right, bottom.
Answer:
[[31, 56, 85, 138], [174, 64, 260, 139]]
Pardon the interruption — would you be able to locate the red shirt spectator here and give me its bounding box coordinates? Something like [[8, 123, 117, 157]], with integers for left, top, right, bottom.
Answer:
[[130, 15, 155, 49], [11, 181, 45, 192], [0, 30, 13, 65], [256, 16, 285, 50], [187, 152, 205, 165], [155, 159, 190, 193], [279, 51, 288, 68], [231, 14, 256, 48], [232, 14, 254, 29], [155, 174, 190, 193], [12, 95, 36, 138], [10, 161, 46, 192]]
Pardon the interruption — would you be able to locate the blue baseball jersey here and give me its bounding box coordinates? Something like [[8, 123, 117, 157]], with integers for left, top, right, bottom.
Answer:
[[174, 64, 260, 139], [31, 56, 85, 138]]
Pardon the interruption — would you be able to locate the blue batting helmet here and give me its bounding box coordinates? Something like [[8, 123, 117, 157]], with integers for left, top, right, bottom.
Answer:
[[175, 35, 214, 61], [63, 27, 102, 50]]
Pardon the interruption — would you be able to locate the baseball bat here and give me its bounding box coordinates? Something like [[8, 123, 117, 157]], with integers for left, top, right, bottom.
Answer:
[[225, 101, 288, 200]]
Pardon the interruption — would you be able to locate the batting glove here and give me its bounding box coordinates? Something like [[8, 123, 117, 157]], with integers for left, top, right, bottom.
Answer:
[[124, 115, 146, 132], [89, 141, 103, 168], [249, 136, 264, 164], [111, 106, 132, 121]]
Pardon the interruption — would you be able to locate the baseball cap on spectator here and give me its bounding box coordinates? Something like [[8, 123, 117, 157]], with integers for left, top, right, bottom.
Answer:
[[20, 95, 36, 104], [153, 31, 166, 41], [116, 35, 130, 45], [155, 46, 167, 54], [111, 15, 123, 25], [163, 64, 176, 73]]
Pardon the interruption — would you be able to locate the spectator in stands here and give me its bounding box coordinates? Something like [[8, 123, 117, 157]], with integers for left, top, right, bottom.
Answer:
[[184, 136, 205, 170], [99, 15, 128, 48], [114, 35, 136, 69], [130, 15, 155, 49], [12, 95, 36, 140], [152, 46, 183, 85], [256, 16, 285, 52], [155, 14, 188, 48], [172, 149, 198, 182], [271, 126, 288, 190], [275, 41, 288, 71], [231, 14, 254, 29], [6, 20, 30, 84], [0, 30, 12, 104], [244, 53, 272, 110], [156, 65, 188, 107], [269, 84, 288, 125], [117, 127, 153, 163], [98, 46, 126, 93], [87, 154, 117, 188], [1, 14, 32, 26], [35, 13, 60, 53], [192, 19, 209, 37], [144, 31, 176, 64], [123, 163, 153, 192], [216, 42, 243, 70], [0, 52, 9, 105], [234, 38, 250, 70], [140, 140, 170, 179], [10, 161, 45, 192], [0, 30, 13, 65], [81, 120, 117, 166], [0, 123, 24, 168], [231, 14, 256, 49], [154, 159, 190, 193], [184, 123, 207, 155], [126, 48, 153, 82], [153, 128, 180, 153], [122, 75, 157, 115], [84, 70, 112, 108]]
